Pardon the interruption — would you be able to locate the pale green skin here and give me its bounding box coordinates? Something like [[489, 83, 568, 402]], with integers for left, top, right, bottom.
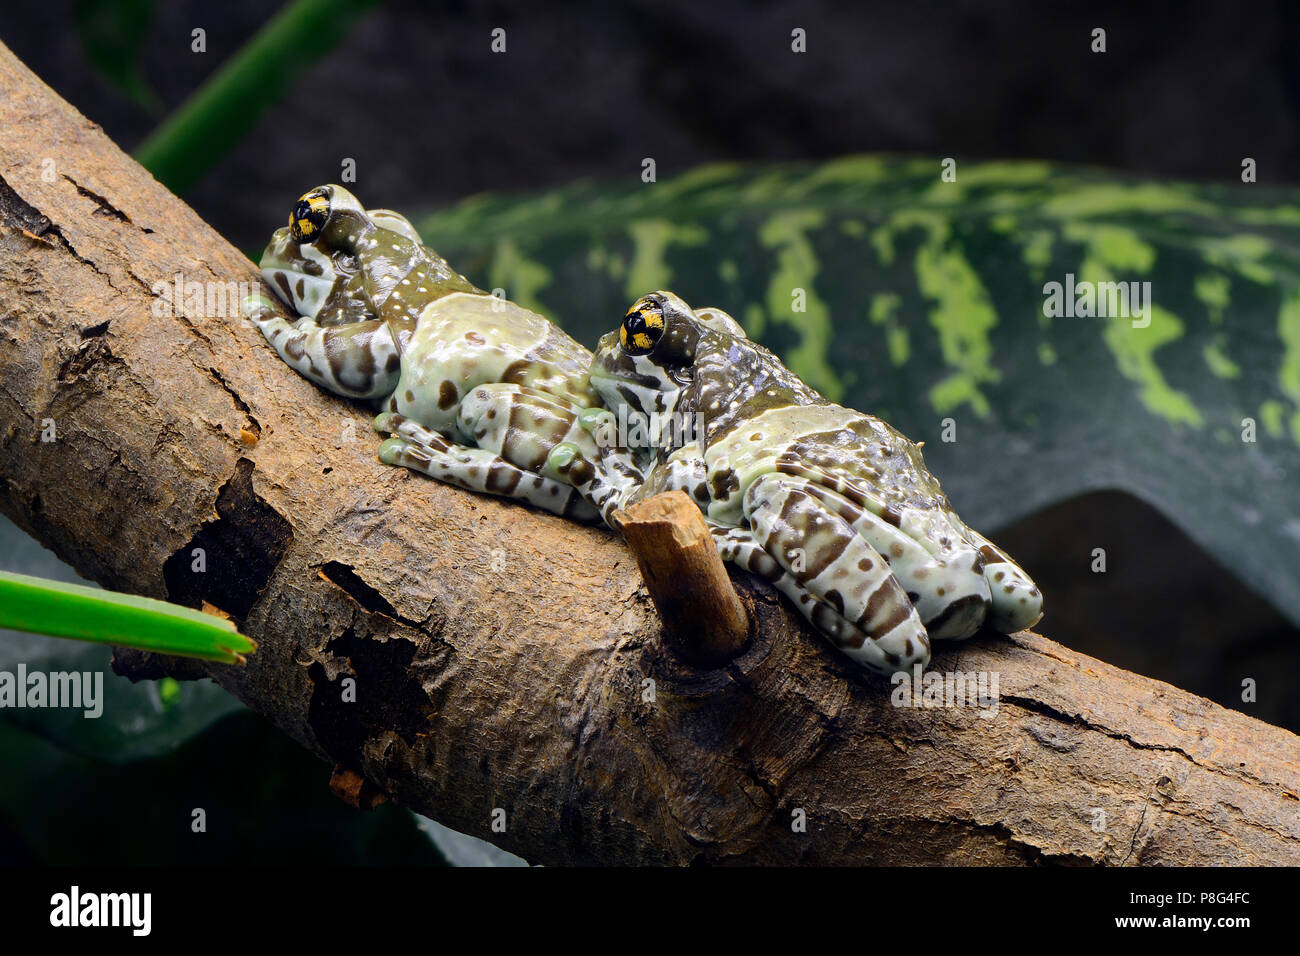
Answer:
[[242, 184, 639, 522], [550, 291, 1044, 675]]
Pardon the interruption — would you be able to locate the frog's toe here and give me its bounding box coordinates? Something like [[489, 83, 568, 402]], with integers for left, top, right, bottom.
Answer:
[[240, 293, 276, 323], [804, 569, 932, 676], [984, 560, 1043, 632], [547, 442, 592, 479], [378, 434, 455, 482], [373, 412, 452, 453], [377, 435, 415, 466], [547, 439, 598, 493], [911, 548, 991, 641], [852, 612, 931, 676], [925, 592, 990, 641]]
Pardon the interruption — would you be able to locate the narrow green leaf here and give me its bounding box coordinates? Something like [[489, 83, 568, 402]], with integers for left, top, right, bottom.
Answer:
[[0, 571, 255, 664]]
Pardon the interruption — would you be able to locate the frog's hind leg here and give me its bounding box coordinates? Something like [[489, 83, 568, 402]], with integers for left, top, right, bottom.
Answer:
[[795, 478, 990, 641], [735, 475, 932, 675], [771, 460, 990, 640], [374, 412, 600, 522], [456, 384, 641, 486], [966, 531, 1043, 633], [712, 527, 930, 675], [456, 383, 645, 524]]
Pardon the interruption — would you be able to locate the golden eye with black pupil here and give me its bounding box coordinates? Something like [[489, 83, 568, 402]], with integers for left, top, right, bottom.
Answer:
[[289, 188, 330, 243], [620, 302, 665, 355]]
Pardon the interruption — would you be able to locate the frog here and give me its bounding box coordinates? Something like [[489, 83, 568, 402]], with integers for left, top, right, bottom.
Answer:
[[548, 290, 1044, 676], [241, 184, 641, 522]]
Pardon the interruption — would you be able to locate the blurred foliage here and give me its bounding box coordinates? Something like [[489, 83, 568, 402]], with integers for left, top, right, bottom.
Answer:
[[416, 158, 1300, 629], [134, 0, 383, 194], [73, 0, 162, 112], [0, 711, 447, 865]]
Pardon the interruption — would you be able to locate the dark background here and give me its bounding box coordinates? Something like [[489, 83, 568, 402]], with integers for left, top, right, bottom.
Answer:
[[6, 0, 1299, 251], [0, 0, 1297, 864]]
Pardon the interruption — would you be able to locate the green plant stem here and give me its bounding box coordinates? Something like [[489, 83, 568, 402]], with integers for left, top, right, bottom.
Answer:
[[134, 0, 383, 195]]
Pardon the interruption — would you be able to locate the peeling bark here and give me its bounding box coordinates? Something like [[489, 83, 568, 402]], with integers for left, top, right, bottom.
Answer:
[[0, 40, 1297, 866]]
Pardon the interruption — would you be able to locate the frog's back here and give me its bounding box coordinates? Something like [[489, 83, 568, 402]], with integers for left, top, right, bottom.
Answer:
[[695, 333, 958, 530], [394, 291, 599, 434]]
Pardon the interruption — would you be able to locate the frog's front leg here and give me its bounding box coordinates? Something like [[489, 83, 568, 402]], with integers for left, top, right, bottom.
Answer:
[[546, 436, 707, 527], [241, 295, 401, 399], [740, 473, 932, 674], [783, 471, 990, 640], [374, 412, 600, 521], [965, 530, 1043, 633]]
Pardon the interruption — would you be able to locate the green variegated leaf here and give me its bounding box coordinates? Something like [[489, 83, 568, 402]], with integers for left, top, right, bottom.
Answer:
[[417, 157, 1300, 626]]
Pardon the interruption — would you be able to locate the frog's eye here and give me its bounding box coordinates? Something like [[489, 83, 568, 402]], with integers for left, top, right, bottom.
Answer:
[[620, 299, 666, 355], [289, 188, 331, 243]]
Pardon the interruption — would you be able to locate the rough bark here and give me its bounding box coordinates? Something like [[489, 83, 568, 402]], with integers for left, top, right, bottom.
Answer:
[[0, 40, 1297, 866]]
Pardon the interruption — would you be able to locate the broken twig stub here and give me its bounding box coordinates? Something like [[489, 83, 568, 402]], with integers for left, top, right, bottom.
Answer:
[[613, 490, 751, 666]]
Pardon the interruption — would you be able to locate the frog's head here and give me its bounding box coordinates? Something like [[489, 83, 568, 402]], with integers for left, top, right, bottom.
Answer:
[[258, 184, 427, 323], [589, 291, 703, 423], [590, 290, 749, 419]]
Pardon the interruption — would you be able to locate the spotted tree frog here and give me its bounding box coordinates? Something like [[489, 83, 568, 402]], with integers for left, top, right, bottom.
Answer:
[[244, 188, 1041, 678], [242, 185, 639, 521], [550, 291, 1044, 675]]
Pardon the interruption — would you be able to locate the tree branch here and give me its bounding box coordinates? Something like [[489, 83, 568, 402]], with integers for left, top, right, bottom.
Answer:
[[1, 39, 1297, 865]]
